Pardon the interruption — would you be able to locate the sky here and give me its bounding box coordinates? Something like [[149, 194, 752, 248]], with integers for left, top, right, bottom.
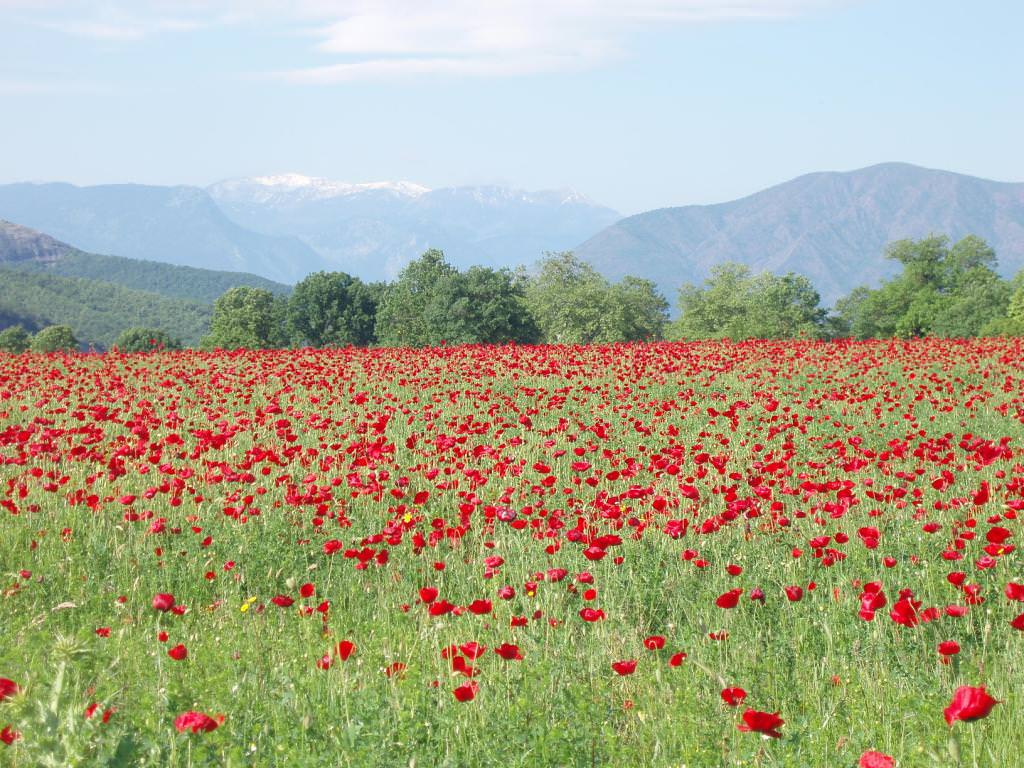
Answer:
[[0, 0, 1021, 215]]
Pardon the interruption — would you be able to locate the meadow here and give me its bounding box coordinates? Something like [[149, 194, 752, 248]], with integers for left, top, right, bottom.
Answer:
[[1, 339, 1023, 767]]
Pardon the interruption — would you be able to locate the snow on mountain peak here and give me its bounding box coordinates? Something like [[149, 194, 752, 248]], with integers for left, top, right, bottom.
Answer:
[[212, 174, 431, 203]]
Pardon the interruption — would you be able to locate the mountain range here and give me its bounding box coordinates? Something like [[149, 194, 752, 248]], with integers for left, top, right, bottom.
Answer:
[[1, 163, 1023, 307], [0, 183, 321, 284], [575, 163, 1024, 303], [207, 174, 620, 279]]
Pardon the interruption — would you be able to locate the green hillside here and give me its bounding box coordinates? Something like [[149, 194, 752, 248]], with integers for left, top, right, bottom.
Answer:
[[0, 266, 211, 349], [17, 250, 290, 303]]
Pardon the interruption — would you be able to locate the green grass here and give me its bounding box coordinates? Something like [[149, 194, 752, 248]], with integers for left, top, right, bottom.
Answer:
[[1, 339, 1022, 767]]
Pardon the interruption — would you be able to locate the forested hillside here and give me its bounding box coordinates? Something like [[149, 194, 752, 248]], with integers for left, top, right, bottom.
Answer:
[[10, 251, 289, 304], [0, 267, 211, 348], [1, 219, 290, 303]]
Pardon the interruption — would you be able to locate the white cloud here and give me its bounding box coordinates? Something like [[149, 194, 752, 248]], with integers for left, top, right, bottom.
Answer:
[[4, 0, 850, 77], [273, 0, 848, 81]]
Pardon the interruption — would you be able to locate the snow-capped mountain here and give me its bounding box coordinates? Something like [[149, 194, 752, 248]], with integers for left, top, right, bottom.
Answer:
[[210, 174, 431, 205], [207, 174, 620, 281]]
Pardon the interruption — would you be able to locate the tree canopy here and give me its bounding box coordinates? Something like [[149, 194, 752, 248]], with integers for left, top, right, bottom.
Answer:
[[0, 325, 31, 353], [836, 235, 1013, 338], [524, 252, 668, 344], [201, 287, 288, 350], [30, 324, 78, 352], [288, 271, 378, 347], [114, 327, 183, 353], [672, 263, 827, 340], [375, 250, 538, 346]]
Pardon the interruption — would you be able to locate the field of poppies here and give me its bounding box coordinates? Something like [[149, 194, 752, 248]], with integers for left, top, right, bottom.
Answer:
[[2, 339, 1023, 767]]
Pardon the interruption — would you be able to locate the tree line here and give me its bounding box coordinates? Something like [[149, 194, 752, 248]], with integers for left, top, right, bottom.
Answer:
[[2, 234, 1023, 353], [197, 249, 670, 350]]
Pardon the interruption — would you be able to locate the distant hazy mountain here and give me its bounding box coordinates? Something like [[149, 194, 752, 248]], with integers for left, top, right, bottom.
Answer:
[[7, 164, 1022, 305], [208, 174, 621, 280], [575, 163, 1024, 305], [0, 183, 321, 284], [0, 219, 289, 304]]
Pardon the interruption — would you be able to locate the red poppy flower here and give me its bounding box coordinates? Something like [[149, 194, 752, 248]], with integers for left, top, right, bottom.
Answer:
[[859, 750, 895, 768], [428, 599, 455, 616], [1, 726, 20, 745], [611, 660, 637, 676], [323, 539, 343, 555], [937, 641, 960, 657], [419, 587, 439, 604], [168, 644, 188, 661], [1011, 612, 1024, 630], [299, 583, 316, 598], [721, 687, 747, 706], [453, 681, 478, 702], [494, 643, 524, 660], [152, 593, 175, 612], [336, 640, 356, 661], [271, 595, 294, 608], [579, 607, 605, 622], [716, 589, 743, 609], [944, 686, 1000, 726], [95, 627, 111, 638], [467, 599, 492, 615], [174, 711, 224, 733], [1006, 582, 1024, 601], [784, 585, 804, 602], [0, 679, 18, 702], [668, 651, 687, 666], [460, 642, 487, 660], [737, 708, 784, 738], [643, 635, 666, 650]]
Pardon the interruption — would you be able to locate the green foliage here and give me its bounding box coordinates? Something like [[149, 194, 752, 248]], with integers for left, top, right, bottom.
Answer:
[[837, 235, 1013, 338], [0, 266, 211, 349], [30, 324, 78, 352], [0, 324, 31, 353], [113, 327, 183, 353], [202, 287, 288, 350], [605, 276, 669, 342], [9, 251, 289, 304], [672, 263, 826, 340], [447, 265, 540, 345], [375, 250, 538, 346], [374, 250, 461, 347], [982, 272, 1024, 336], [524, 252, 668, 344], [288, 271, 378, 347]]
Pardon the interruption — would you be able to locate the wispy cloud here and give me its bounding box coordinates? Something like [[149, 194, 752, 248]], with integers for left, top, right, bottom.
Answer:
[[272, 0, 846, 82], [3, 0, 850, 78]]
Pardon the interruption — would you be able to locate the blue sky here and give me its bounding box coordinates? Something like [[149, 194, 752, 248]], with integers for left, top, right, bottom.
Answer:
[[0, 0, 1020, 214]]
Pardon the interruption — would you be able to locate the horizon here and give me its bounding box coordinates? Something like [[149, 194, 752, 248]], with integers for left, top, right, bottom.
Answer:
[[1, 0, 1022, 215], [5, 160, 1022, 218]]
